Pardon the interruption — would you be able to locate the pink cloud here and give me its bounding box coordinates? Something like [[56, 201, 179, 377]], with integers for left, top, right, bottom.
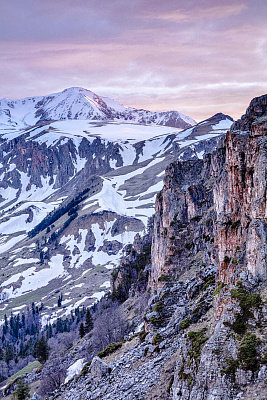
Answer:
[[0, 0, 266, 121]]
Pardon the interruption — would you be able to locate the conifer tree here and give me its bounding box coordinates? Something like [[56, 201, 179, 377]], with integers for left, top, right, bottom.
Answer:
[[13, 378, 30, 400], [35, 336, 49, 363], [84, 309, 93, 333], [79, 322, 85, 338]]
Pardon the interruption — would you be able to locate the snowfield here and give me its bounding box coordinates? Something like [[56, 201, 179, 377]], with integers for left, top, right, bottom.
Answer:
[[0, 87, 233, 317]]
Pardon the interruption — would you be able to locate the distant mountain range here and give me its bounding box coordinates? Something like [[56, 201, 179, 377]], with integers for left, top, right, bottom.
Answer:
[[0, 87, 233, 326]]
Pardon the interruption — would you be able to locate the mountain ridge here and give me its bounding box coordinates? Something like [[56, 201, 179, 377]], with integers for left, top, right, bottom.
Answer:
[[0, 87, 196, 131], [0, 103, 232, 327]]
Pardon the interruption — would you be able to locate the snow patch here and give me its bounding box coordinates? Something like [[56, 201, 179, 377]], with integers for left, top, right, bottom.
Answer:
[[65, 359, 85, 384]]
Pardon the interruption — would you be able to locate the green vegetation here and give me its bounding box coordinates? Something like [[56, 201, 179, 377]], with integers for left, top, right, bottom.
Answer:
[[80, 361, 92, 377], [187, 328, 208, 362], [34, 336, 49, 363], [96, 340, 125, 358], [111, 241, 151, 303], [213, 282, 227, 296], [238, 333, 261, 371], [178, 364, 187, 380], [0, 303, 93, 383], [8, 361, 41, 384], [28, 187, 91, 238], [202, 275, 215, 291], [221, 358, 239, 381], [154, 300, 164, 313], [152, 333, 163, 345], [187, 375, 193, 387], [167, 375, 174, 393], [150, 315, 165, 327], [139, 330, 148, 342], [158, 274, 169, 282], [222, 333, 261, 380], [224, 281, 261, 334], [12, 378, 30, 400], [231, 282, 261, 309], [179, 317, 191, 330]]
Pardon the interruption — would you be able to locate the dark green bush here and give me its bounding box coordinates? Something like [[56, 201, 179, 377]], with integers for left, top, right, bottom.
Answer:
[[154, 300, 164, 313], [213, 282, 227, 296], [187, 328, 208, 362], [96, 340, 125, 358], [224, 282, 261, 334], [179, 318, 191, 330], [152, 333, 163, 345], [158, 274, 169, 282], [238, 333, 261, 371]]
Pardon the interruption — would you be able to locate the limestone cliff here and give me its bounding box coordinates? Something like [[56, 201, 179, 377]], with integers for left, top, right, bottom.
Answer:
[[24, 94, 267, 400]]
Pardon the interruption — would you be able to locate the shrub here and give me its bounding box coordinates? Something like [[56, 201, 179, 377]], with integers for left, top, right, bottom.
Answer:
[[96, 340, 125, 358], [224, 282, 261, 334], [187, 328, 208, 362], [139, 330, 148, 342], [152, 333, 163, 345], [202, 275, 215, 290], [154, 301, 164, 313], [221, 358, 239, 381], [150, 316, 165, 327], [158, 274, 168, 282], [187, 375, 193, 387], [213, 282, 227, 296], [179, 318, 191, 330], [238, 333, 261, 371], [13, 378, 30, 400]]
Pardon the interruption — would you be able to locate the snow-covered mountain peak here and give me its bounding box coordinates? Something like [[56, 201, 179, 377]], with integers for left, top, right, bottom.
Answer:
[[0, 88, 196, 132]]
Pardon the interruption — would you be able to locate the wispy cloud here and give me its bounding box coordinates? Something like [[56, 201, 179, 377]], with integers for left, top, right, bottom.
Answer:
[[0, 0, 266, 121], [148, 3, 247, 22]]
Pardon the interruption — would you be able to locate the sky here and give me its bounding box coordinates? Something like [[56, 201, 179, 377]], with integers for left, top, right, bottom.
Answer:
[[0, 0, 266, 121]]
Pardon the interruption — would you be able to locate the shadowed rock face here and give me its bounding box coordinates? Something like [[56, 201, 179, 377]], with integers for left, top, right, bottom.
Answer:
[[35, 95, 267, 400], [215, 101, 267, 284], [151, 94, 267, 289]]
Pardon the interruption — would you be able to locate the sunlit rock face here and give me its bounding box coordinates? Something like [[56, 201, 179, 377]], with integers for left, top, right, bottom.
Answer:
[[215, 95, 267, 284], [150, 94, 267, 292]]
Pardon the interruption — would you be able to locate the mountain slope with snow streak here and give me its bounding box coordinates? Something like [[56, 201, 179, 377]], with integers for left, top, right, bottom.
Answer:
[[0, 105, 233, 324]]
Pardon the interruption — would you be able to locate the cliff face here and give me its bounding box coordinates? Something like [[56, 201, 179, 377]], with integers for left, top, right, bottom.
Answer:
[[216, 113, 267, 284], [150, 155, 219, 289], [151, 95, 267, 289], [146, 94, 267, 399], [20, 95, 267, 400]]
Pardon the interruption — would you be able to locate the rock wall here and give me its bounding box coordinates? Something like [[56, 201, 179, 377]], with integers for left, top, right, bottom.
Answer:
[[150, 154, 218, 289], [151, 95, 267, 289], [46, 94, 267, 400]]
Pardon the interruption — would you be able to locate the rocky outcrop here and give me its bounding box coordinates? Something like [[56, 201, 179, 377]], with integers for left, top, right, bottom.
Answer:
[[45, 94, 267, 400], [6, 89, 267, 400], [150, 155, 217, 288], [215, 100, 267, 284]]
